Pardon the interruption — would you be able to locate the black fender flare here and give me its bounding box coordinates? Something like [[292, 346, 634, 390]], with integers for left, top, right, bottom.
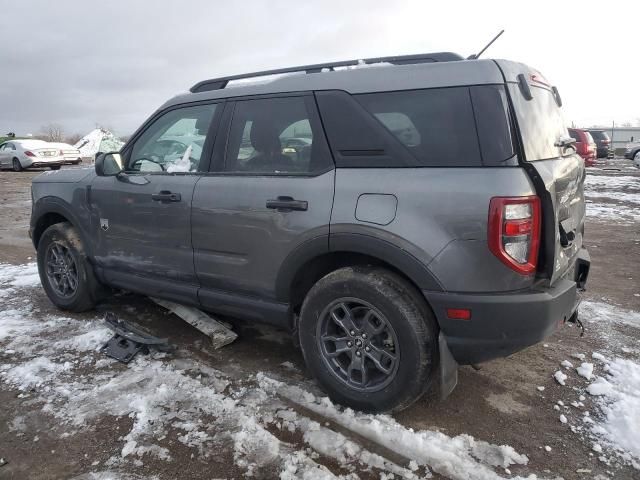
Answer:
[[274, 232, 443, 303], [31, 196, 94, 257]]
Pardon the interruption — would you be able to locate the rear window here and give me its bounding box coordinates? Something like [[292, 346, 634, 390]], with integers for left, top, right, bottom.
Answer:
[[589, 131, 609, 141], [508, 84, 569, 161]]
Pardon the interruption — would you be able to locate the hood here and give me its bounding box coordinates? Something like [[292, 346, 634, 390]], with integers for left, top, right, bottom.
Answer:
[[32, 166, 95, 184]]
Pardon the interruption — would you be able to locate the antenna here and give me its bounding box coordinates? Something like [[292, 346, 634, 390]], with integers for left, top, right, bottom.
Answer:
[[468, 30, 505, 60]]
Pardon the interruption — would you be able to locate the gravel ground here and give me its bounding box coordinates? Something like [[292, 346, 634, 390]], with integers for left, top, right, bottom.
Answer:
[[0, 158, 638, 480]]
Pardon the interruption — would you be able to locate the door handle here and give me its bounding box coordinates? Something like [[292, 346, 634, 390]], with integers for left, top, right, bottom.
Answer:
[[151, 191, 181, 202], [266, 196, 308, 212]]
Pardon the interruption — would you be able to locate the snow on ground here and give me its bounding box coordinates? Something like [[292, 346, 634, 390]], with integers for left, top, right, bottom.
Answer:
[[584, 171, 640, 224], [585, 202, 640, 224], [1, 263, 536, 479], [549, 300, 640, 470], [584, 174, 640, 191]]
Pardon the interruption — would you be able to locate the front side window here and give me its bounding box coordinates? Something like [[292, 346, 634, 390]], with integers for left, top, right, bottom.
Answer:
[[225, 96, 331, 174], [128, 103, 217, 173]]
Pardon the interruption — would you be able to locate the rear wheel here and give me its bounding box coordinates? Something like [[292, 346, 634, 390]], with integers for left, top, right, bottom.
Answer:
[[299, 266, 438, 413], [634, 151, 640, 168], [12, 158, 22, 172], [50, 165, 61, 170], [37, 222, 105, 312]]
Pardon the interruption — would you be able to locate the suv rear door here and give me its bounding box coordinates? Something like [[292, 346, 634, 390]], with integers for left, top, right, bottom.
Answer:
[[498, 62, 586, 285], [191, 94, 335, 323]]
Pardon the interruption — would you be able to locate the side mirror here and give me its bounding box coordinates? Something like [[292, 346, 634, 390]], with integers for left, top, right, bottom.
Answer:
[[95, 152, 124, 176]]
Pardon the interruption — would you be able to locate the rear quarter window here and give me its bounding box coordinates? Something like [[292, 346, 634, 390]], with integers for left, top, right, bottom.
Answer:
[[356, 87, 482, 167]]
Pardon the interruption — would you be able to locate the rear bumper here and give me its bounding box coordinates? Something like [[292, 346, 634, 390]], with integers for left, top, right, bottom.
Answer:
[[425, 248, 590, 365], [28, 161, 64, 168]]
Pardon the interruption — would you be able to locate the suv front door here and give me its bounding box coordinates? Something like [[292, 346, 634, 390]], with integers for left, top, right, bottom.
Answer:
[[192, 95, 335, 324], [90, 102, 221, 304]]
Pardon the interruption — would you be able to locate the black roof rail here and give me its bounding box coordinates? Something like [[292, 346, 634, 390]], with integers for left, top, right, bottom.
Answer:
[[190, 52, 464, 93]]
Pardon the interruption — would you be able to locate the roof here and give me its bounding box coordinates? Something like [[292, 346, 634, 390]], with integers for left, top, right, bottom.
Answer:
[[12, 139, 49, 148], [162, 57, 508, 109]]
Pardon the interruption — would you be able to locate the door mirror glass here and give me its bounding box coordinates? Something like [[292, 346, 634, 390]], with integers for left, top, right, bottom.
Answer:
[[95, 152, 124, 176]]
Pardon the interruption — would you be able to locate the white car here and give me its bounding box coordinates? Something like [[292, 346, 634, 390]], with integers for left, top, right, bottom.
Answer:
[[48, 142, 83, 165], [0, 139, 65, 171]]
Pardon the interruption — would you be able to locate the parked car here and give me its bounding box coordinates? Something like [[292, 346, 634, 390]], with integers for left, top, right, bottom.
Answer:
[[568, 128, 597, 166], [586, 129, 612, 158], [0, 139, 65, 171], [48, 142, 83, 165], [624, 140, 640, 168], [30, 53, 590, 413]]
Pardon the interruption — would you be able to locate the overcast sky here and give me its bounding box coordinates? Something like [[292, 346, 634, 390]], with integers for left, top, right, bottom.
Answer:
[[1, 0, 638, 137]]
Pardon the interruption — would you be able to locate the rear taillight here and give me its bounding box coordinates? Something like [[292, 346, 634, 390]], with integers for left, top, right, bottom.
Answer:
[[24, 151, 36, 157], [488, 196, 541, 275]]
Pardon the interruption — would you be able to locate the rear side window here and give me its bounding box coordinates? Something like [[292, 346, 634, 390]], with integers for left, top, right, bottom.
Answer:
[[356, 87, 482, 167], [224, 96, 332, 174]]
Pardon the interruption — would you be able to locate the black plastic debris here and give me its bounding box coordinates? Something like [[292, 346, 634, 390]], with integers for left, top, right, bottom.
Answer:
[[101, 312, 170, 363]]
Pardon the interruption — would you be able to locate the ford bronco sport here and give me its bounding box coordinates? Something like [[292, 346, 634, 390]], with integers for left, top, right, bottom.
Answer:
[[30, 52, 590, 412]]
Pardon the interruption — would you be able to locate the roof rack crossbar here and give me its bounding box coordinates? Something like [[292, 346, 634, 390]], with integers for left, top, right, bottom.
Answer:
[[190, 52, 463, 93]]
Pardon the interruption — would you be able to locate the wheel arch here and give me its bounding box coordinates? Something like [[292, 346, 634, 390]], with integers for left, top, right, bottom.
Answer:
[[31, 198, 93, 256], [276, 233, 443, 315]]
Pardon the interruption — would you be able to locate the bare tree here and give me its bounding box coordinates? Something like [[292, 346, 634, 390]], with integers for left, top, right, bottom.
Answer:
[[40, 123, 65, 142], [64, 133, 83, 145]]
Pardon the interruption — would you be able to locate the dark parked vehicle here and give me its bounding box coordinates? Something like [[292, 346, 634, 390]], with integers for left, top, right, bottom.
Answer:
[[587, 129, 612, 158], [568, 128, 597, 166], [625, 140, 640, 167], [30, 53, 590, 412]]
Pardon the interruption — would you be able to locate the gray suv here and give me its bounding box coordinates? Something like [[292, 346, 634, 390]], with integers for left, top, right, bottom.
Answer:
[[30, 52, 590, 413]]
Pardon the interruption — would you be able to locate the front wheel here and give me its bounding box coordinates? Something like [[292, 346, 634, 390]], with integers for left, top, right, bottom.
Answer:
[[50, 165, 61, 170], [37, 222, 105, 312], [299, 266, 439, 413], [12, 158, 22, 172]]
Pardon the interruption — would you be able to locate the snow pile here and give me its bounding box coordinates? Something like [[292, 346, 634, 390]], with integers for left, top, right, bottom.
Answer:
[[553, 370, 567, 385], [74, 128, 124, 158], [587, 358, 640, 468], [577, 363, 594, 380]]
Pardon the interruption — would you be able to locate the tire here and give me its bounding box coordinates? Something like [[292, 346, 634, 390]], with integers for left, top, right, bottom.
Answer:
[[634, 151, 640, 168], [50, 165, 61, 170], [299, 266, 438, 413], [12, 158, 22, 172], [37, 222, 105, 312]]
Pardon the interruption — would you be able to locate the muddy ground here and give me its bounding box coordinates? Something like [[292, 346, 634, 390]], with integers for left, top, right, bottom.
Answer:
[[0, 159, 638, 480]]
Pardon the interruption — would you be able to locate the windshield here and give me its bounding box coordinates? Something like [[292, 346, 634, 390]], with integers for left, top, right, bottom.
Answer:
[[508, 84, 570, 161]]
